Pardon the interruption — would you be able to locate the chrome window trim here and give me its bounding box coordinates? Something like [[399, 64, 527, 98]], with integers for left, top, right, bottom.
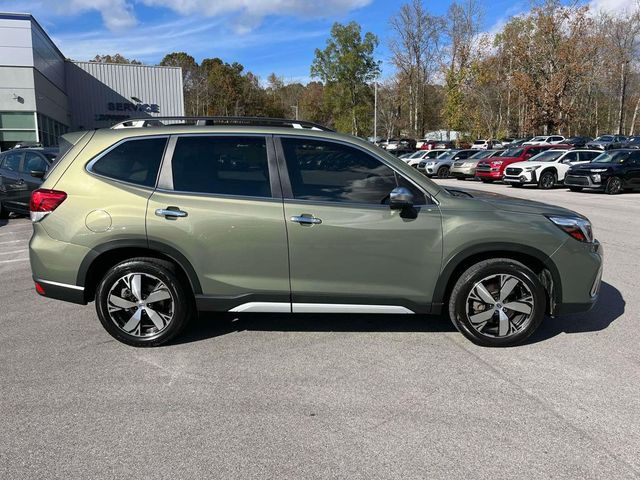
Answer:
[[85, 134, 170, 190], [276, 134, 438, 207]]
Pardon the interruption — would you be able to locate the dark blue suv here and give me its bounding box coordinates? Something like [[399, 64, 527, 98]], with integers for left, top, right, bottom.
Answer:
[[564, 149, 640, 194]]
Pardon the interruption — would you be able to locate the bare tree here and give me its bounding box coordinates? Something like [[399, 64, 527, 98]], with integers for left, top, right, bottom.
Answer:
[[389, 0, 444, 137]]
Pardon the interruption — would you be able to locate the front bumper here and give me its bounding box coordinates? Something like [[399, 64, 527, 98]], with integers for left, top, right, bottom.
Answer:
[[450, 166, 475, 177], [550, 239, 603, 314], [503, 171, 537, 184], [564, 174, 604, 189], [475, 169, 503, 179]]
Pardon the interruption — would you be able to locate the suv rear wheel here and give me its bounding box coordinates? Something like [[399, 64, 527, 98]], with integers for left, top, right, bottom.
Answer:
[[95, 257, 193, 347], [448, 259, 546, 347]]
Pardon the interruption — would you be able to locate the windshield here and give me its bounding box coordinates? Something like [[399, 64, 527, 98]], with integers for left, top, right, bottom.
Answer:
[[437, 151, 458, 160], [528, 150, 564, 162], [530, 136, 546, 141], [500, 148, 524, 157], [408, 151, 425, 159], [594, 136, 613, 142], [470, 150, 494, 159], [592, 151, 630, 163]]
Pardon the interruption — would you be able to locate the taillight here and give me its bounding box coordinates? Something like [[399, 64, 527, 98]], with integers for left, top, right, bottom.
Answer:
[[30, 189, 67, 222]]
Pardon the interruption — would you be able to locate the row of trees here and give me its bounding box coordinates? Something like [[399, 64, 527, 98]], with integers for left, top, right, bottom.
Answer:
[[90, 0, 640, 140]]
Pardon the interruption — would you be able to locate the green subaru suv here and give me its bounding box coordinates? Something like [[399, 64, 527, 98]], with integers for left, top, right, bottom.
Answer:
[[28, 117, 603, 347]]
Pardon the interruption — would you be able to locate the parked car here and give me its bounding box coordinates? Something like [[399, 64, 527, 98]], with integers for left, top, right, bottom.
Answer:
[[420, 140, 454, 150], [28, 116, 603, 348], [508, 137, 533, 147], [622, 136, 640, 149], [0, 147, 57, 218], [450, 150, 502, 180], [561, 136, 593, 148], [523, 135, 565, 145], [471, 139, 502, 150], [401, 149, 450, 168], [418, 149, 476, 177], [564, 149, 640, 194], [585, 135, 628, 151], [503, 149, 602, 189], [475, 145, 560, 182], [384, 138, 417, 154]]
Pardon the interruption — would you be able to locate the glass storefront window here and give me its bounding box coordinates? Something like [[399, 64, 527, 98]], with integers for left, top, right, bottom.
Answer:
[[0, 112, 35, 129]]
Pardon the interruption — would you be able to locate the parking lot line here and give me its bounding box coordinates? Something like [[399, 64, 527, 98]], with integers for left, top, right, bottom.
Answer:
[[0, 240, 23, 245], [0, 250, 27, 256], [0, 257, 29, 264]]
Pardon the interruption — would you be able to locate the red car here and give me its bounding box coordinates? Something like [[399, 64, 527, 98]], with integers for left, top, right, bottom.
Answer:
[[475, 145, 562, 182]]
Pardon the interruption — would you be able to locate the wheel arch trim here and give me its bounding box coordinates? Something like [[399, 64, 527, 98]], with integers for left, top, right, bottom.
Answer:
[[76, 239, 203, 300], [432, 242, 562, 312]]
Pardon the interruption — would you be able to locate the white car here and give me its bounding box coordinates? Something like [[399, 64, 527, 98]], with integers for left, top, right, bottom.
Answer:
[[401, 149, 450, 168], [471, 139, 502, 150], [502, 149, 602, 189], [523, 135, 565, 146]]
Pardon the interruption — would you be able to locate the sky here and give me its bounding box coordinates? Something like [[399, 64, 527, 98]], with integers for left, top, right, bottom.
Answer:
[[0, 0, 628, 83]]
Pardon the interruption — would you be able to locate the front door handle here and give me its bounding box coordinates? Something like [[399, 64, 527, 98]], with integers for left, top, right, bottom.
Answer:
[[290, 214, 322, 225], [155, 208, 188, 219]]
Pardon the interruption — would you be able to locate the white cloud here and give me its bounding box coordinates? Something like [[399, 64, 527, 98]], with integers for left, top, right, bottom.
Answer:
[[39, 0, 371, 33], [589, 0, 638, 15]]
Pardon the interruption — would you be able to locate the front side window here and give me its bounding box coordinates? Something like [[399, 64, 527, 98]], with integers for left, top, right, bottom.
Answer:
[[171, 136, 271, 198], [91, 137, 167, 187], [24, 152, 48, 172], [281, 138, 425, 205]]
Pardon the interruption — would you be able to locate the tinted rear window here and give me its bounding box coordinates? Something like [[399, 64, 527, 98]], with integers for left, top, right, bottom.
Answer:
[[91, 137, 167, 187], [171, 136, 271, 198]]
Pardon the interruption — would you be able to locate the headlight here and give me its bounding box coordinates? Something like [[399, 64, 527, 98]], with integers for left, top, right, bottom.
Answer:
[[590, 169, 607, 173], [524, 166, 539, 171], [547, 216, 594, 243], [425, 161, 435, 166]]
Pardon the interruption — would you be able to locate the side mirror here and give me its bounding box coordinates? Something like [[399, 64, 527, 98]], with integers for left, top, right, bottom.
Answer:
[[389, 186, 414, 210], [30, 170, 46, 179]]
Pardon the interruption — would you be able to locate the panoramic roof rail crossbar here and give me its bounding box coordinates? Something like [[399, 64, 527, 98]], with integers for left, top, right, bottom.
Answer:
[[110, 116, 334, 132]]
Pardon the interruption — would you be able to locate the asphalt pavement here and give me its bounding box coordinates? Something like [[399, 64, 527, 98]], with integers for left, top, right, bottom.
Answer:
[[1, 181, 639, 479]]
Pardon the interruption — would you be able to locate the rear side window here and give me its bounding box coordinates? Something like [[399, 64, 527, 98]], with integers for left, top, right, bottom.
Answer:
[[90, 137, 167, 187], [171, 136, 271, 198], [1, 152, 22, 172]]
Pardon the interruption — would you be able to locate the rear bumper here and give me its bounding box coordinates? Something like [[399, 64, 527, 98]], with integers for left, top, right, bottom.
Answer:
[[33, 278, 86, 304]]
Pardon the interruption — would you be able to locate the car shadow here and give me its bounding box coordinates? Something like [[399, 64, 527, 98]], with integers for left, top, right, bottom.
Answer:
[[170, 281, 624, 347], [524, 281, 625, 344], [171, 311, 456, 346]]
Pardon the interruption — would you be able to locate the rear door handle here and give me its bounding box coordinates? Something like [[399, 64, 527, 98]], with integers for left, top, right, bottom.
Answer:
[[290, 214, 322, 225], [155, 208, 188, 218]]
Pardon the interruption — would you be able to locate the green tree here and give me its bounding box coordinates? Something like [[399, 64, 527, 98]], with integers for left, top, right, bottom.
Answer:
[[159, 52, 201, 115], [90, 54, 141, 64], [311, 21, 381, 135]]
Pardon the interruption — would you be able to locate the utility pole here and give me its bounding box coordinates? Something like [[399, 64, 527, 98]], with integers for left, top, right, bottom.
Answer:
[[291, 104, 299, 120], [373, 81, 378, 141]]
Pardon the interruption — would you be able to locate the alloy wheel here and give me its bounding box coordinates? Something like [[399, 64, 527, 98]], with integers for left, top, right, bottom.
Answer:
[[107, 273, 174, 337], [465, 274, 534, 338], [605, 177, 622, 195]]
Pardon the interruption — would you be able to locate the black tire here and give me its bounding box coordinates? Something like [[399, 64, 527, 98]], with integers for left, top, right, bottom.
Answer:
[[437, 166, 450, 178], [448, 258, 546, 347], [0, 203, 9, 220], [95, 257, 194, 347], [605, 176, 623, 195], [538, 170, 557, 190], [569, 187, 583, 192]]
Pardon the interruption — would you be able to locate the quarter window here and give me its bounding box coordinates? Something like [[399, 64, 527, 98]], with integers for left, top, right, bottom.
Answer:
[[91, 137, 167, 187], [171, 136, 271, 198], [281, 138, 425, 205]]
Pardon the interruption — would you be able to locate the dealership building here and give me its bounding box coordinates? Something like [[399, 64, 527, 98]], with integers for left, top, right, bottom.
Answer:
[[0, 12, 184, 150]]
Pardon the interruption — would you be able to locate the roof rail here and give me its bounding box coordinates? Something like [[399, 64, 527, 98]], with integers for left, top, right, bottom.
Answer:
[[110, 116, 334, 132]]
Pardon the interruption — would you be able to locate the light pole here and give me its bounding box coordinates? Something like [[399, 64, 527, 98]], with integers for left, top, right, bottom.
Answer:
[[373, 81, 378, 141], [291, 105, 299, 120]]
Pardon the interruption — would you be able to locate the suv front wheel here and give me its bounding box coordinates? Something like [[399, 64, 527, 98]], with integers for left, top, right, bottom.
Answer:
[[448, 259, 546, 347], [95, 257, 193, 347]]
